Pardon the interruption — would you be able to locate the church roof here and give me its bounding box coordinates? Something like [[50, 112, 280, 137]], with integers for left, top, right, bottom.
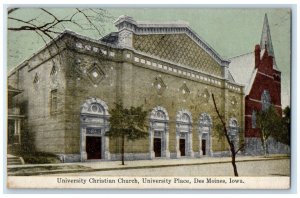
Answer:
[[229, 49, 267, 95], [229, 52, 256, 95], [229, 14, 280, 95], [260, 14, 279, 70]]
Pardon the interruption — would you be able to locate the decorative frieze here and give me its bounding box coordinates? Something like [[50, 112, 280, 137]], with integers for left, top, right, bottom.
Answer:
[[73, 38, 241, 92], [226, 82, 242, 92], [86, 128, 102, 135], [75, 42, 114, 58], [133, 54, 234, 90]]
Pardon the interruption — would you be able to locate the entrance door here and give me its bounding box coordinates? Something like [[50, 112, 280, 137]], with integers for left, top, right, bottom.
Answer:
[[180, 139, 186, 156], [86, 136, 102, 159], [154, 138, 162, 157], [202, 139, 206, 155]]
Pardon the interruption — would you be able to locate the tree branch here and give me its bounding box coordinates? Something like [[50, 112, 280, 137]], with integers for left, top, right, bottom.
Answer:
[[8, 8, 19, 15], [76, 8, 102, 36], [235, 143, 245, 155], [33, 29, 56, 64]]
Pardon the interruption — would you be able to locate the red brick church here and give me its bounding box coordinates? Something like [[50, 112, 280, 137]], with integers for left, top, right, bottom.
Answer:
[[229, 14, 289, 154]]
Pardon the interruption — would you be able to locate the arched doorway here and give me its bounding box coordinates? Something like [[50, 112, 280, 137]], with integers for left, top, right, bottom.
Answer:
[[176, 110, 193, 158], [149, 106, 170, 159], [80, 98, 110, 161], [199, 113, 212, 157]]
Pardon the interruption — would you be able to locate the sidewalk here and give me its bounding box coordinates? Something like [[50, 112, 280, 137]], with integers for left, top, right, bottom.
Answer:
[[7, 154, 289, 176]]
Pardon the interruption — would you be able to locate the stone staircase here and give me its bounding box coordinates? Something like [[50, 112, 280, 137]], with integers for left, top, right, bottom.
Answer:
[[7, 154, 24, 166]]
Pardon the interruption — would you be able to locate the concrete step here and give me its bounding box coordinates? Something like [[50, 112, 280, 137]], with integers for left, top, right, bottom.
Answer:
[[8, 159, 21, 162], [8, 160, 20, 162], [7, 156, 24, 166], [8, 157, 19, 161], [8, 161, 22, 165]]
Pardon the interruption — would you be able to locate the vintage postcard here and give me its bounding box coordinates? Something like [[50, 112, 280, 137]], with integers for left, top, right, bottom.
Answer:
[[6, 7, 291, 189]]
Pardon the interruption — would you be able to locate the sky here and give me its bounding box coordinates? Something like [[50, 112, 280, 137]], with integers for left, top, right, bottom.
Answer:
[[7, 8, 291, 107]]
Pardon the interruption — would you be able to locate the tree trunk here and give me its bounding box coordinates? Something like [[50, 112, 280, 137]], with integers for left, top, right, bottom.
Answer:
[[262, 135, 267, 157], [121, 134, 125, 165], [231, 149, 239, 176], [212, 94, 240, 177], [265, 139, 269, 157], [263, 143, 267, 157]]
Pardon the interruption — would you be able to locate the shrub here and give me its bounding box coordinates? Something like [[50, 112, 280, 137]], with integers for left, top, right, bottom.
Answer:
[[21, 152, 61, 164]]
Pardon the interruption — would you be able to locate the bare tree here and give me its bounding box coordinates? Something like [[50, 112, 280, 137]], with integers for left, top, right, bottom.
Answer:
[[8, 8, 114, 65], [8, 8, 112, 37], [212, 94, 244, 177]]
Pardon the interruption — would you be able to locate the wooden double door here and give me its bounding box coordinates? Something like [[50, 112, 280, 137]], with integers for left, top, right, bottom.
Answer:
[[202, 139, 207, 155], [86, 136, 102, 159], [180, 139, 186, 156], [154, 138, 162, 157]]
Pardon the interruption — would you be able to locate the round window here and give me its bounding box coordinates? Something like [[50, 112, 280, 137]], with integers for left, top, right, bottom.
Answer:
[[91, 104, 98, 112]]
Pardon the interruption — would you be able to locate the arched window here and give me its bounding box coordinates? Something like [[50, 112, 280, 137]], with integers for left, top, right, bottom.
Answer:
[[229, 118, 238, 138], [228, 118, 239, 148], [152, 110, 167, 120], [176, 110, 193, 157], [252, 110, 257, 129], [199, 113, 212, 129], [199, 113, 212, 156], [261, 90, 271, 111]]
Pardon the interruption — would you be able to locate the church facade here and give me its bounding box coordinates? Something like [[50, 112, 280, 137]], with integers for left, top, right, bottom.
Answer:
[[9, 15, 250, 162], [229, 14, 289, 155]]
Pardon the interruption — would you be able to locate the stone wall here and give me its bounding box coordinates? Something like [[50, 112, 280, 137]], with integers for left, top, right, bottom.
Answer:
[[8, 32, 245, 161], [8, 41, 69, 154], [245, 137, 290, 155]]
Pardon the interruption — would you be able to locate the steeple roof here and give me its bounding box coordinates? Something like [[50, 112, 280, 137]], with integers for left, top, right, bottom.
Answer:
[[260, 14, 279, 70]]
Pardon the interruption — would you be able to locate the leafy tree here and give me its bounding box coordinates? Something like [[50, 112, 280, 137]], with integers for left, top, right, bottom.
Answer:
[[282, 106, 291, 145], [273, 106, 290, 146], [212, 94, 244, 177], [256, 105, 283, 157], [105, 102, 148, 165]]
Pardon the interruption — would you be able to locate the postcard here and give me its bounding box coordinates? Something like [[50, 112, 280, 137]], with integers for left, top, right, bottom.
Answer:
[[6, 7, 291, 189]]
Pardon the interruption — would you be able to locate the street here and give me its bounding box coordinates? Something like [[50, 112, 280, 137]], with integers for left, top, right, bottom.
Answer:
[[51, 158, 290, 177]]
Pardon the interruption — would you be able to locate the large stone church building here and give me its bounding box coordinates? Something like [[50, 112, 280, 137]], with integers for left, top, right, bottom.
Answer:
[[8, 14, 285, 162]]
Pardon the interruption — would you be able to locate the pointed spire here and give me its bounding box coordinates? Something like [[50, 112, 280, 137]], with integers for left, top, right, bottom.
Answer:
[[260, 13, 277, 68]]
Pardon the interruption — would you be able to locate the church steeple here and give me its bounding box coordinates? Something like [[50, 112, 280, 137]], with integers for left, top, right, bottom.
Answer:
[[260, 13, 278, 68]]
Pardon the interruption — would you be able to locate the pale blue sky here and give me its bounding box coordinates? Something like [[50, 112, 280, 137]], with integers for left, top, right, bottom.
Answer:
[[7, 8, 291, 107]]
